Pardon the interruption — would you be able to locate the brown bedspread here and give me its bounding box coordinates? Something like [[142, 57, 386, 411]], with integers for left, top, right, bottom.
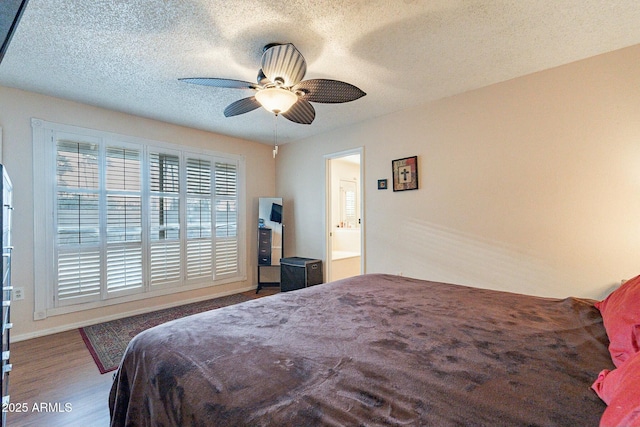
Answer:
[[109, 274, 611, 426]]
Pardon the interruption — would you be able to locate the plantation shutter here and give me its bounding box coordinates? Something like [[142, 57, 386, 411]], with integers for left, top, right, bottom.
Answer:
[[214, 161, 238, 276], [40, 119, 245, 314], [55, 139, 102, 302], [149, 152, 181, 286], [186, 158, 213, 280], [105, 147, 143, 295]]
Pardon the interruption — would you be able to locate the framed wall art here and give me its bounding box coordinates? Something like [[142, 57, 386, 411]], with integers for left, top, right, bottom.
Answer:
[[392, 156, 418, 192], [377, 179, 388, 190]]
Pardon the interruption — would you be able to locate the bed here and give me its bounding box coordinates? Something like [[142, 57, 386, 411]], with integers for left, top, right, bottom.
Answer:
[[109, 273, 614, 426]]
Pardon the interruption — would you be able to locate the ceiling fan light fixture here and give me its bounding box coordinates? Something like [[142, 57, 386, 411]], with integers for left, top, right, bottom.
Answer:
[[255, 87, 298, 114], [180, 43, 365, 124]]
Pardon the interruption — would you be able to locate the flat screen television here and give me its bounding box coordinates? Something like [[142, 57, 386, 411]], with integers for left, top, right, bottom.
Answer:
[[270, 203, 282, 224]]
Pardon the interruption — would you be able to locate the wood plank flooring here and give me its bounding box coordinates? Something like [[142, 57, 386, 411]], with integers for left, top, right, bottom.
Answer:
[[7, 329, 113, 427], [6, 288, 279, 426]]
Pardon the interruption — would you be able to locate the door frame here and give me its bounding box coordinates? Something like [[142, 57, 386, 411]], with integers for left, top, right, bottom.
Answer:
[[324, 147, 365, 282]]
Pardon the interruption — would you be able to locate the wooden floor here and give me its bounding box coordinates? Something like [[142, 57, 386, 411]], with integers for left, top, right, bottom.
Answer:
[[6, 287, 279, 427], [7, 329, 114, 427]]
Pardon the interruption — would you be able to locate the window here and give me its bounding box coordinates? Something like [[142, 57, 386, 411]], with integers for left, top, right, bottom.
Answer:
[[214, 162, 239, 275], [149, 151, 181, 287], [56, 139, 103, 302], [186, 157, 213, 279], [32, 119, 245, 318], [105, 146, 143, 296]]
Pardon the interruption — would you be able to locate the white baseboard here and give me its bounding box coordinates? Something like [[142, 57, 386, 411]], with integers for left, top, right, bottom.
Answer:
[[12, 285, 256, 342]]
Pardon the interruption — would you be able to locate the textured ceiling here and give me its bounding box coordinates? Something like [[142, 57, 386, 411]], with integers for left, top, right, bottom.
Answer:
[[1, 0, 640, 144]]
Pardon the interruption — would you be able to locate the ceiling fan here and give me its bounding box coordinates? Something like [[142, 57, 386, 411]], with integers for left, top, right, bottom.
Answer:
[[179, 43, 366, 125]]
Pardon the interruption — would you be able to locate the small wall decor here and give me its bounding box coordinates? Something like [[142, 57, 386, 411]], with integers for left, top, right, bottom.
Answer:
[[392, 156, 419, 191], [377, 179, 388, 190]]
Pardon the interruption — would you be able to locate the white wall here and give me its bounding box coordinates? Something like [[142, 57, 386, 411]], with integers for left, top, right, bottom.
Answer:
[[0, 86, 276, 339], [276, 44, 640, 300]]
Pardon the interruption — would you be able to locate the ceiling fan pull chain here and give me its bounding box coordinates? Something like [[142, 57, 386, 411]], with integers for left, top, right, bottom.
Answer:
[[273, 113, 279, 158]]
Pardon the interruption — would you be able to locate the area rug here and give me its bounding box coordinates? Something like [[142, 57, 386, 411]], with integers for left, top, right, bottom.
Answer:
[[79, 293, 252, 373]]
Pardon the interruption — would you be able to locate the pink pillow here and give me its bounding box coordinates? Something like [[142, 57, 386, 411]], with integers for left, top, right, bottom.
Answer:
[[595, 275, 640, 367], [592, 351, 640, 427]]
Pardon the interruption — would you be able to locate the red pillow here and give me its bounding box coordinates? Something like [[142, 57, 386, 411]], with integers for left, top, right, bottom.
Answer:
[[595, 275, 640, 367], [592, 351, 640, 427]]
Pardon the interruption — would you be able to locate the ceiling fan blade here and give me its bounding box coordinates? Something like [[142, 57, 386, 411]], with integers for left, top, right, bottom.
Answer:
[[281, 99, 315, 124], [224, 97, 261, 117], [261, 43, 307, 87], [293, 79, 366, 103], [179, 78, 258, 90]]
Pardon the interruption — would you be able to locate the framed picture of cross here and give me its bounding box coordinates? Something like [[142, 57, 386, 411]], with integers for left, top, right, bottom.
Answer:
[[392, 156, 419, 192]]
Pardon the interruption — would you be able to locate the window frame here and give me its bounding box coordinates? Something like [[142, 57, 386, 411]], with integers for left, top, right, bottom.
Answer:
[[32, 118, 246, 320]]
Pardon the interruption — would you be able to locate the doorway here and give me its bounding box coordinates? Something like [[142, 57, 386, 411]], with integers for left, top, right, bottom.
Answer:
[[326, 149, 364, 282]]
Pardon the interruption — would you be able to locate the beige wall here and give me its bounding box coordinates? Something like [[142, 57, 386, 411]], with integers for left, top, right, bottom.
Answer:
[[3, 42, 639, 339], [277, 44, 640, 300], [0, 86, 276, 339]]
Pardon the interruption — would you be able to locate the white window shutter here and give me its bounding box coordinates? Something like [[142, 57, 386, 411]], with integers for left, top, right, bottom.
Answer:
[[186, 158, 213, 280], [106, 245, 143, 292], [55, 139, 102, 303], [149, 153, 181, 286], [105, 147, 143, 295], [40, 119, 245, 314], [150, 241, 181, 284], [214, 162, 238, 277], [57, 249, 101, 300]]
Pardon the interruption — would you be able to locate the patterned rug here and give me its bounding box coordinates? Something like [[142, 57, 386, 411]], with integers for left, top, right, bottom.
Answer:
[[79, 293, 253, 373]]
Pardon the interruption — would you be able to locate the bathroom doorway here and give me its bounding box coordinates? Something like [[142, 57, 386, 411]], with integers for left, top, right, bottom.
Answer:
[[325, 148, 364, 282]]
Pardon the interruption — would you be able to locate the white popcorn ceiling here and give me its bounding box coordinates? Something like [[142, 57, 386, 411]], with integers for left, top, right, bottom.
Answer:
[[1, 0, 640, 144]]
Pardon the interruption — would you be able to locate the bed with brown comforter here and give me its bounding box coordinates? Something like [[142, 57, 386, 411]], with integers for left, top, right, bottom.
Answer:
[[109, 274, 611, 426]]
